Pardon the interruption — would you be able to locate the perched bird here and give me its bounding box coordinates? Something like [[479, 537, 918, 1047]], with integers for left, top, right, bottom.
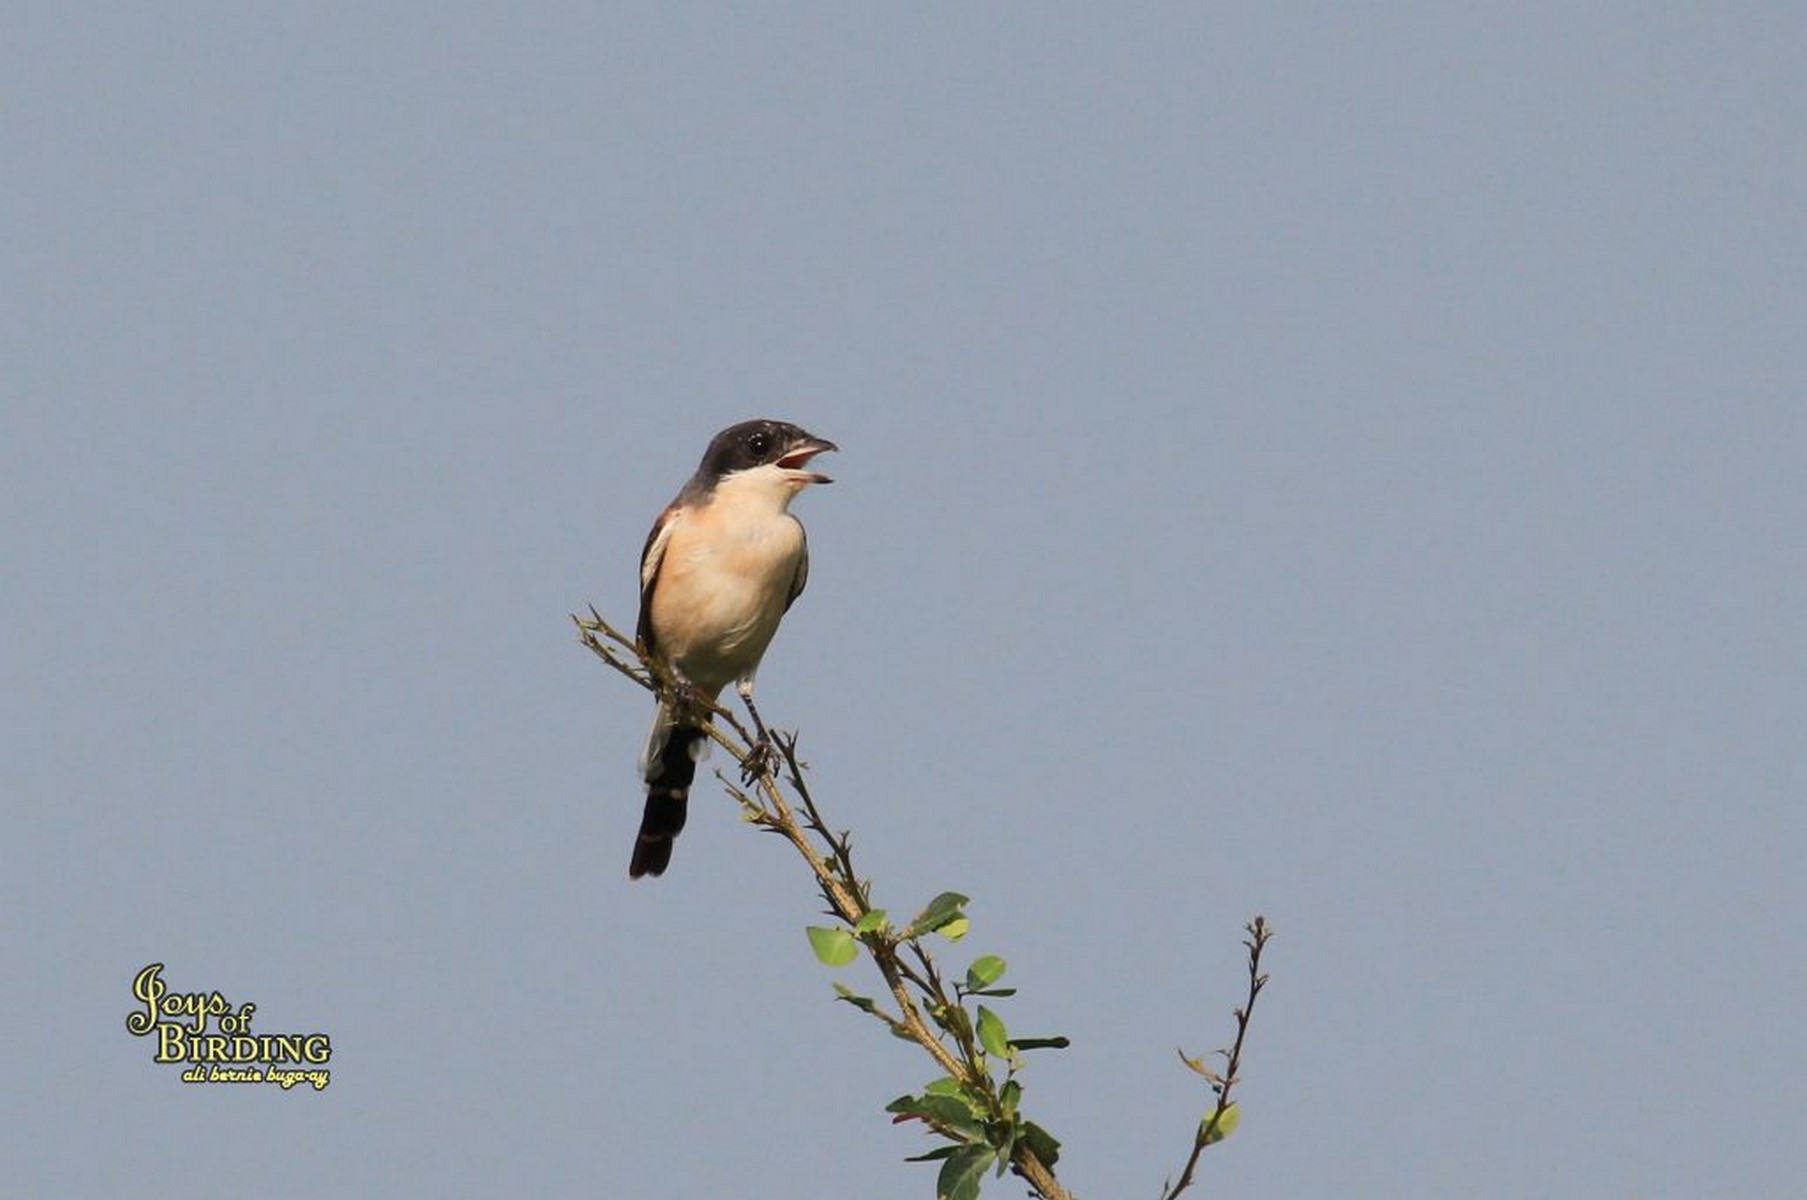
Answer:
[[629, 419, 837, 879]]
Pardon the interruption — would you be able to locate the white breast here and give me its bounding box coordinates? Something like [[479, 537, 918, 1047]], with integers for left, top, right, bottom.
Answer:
[[648, 467, 808, 694]]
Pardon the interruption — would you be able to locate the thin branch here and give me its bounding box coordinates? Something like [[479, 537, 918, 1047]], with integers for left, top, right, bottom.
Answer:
[[576, 609, 1081, 1200], [1159, 916, 1272, 1200]]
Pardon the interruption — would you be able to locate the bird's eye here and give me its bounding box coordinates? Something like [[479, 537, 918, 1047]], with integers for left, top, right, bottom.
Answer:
[[748, 432, 770, 455]]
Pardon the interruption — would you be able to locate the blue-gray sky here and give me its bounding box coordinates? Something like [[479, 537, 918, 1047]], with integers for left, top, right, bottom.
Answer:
[[7, 5, 1803, 1197]]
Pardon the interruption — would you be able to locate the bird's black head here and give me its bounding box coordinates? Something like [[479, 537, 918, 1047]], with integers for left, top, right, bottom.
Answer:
[[697, 419, 838, 482]]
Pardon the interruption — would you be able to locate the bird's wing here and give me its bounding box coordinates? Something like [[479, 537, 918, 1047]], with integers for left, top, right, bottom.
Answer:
[[784, 519, 809, 612], [636, 504, 684, 653]]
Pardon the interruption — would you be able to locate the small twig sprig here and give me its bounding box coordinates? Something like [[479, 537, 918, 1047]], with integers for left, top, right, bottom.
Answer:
[[1159, 916, 1273, 1200]]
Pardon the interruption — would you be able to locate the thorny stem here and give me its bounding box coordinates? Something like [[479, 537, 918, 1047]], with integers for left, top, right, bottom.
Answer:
[[575, 611, 1070, 1199]]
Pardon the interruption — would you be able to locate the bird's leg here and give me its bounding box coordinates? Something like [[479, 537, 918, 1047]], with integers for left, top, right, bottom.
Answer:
[[737, 679, 776, 782]]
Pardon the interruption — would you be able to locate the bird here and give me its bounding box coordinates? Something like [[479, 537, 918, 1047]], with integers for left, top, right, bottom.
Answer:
[[629, 419, 837, 879]]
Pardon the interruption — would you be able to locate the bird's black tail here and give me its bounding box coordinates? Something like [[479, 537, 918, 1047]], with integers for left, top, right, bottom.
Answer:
[[629, 713, 705, 879]]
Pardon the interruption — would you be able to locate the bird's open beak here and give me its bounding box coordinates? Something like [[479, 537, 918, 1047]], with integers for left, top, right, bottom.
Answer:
[[777, 437, 837, 484]]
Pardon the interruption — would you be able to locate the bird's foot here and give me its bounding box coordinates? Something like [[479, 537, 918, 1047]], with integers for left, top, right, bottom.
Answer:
[[739, 734, 777, 784], [737, 687, 777, 782]]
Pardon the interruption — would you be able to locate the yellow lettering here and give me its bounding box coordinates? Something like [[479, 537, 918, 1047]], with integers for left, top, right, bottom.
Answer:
[[162, 989, 230, 1030], [127, 964, 165, 1035], [155, 1022, 188, 1062], [208, 1064, 261, 1083]]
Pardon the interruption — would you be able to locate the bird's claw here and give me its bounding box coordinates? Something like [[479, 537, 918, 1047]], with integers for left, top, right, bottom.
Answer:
[[740, 735, 776, 784]]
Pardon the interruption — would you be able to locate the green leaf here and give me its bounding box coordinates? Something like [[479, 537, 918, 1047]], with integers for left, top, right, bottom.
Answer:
[[903, 1145, 959, 1163], [915, 1093, 986, 1139], [920, 1078, 996, 1131], [806, 925, 858, 967], [1019, 1121, 1061, 1166], [936, 1144, 995, 1200], [939, 916, 970, 942], [831, 982, 877, 1014], [1201, 1102, 1241, 1144], [976, 1005, 1010, 1059], [853, 909, 889, 934], [932, 1002, 970, 1041], [886, 1088, 985, 1129], [999, 1079, 1022, 1117], [904, 891, 969, 938], [964, 955, 1007, 991], [1008, 1035, 1071, 1052]]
